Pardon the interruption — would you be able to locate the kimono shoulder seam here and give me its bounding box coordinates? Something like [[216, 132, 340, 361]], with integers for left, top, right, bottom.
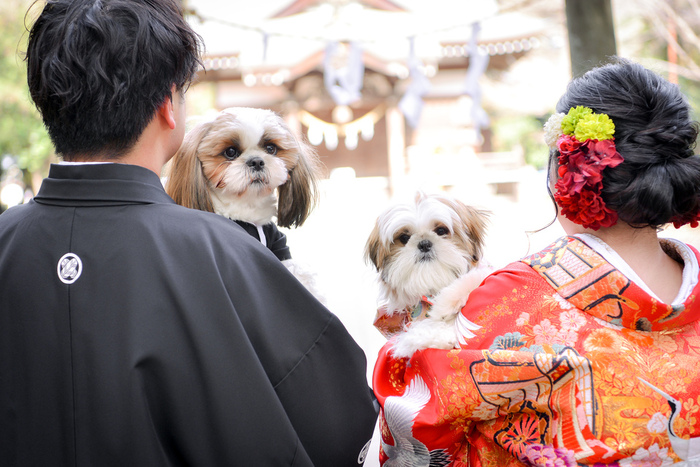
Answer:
[[272, 313, 335, 389]]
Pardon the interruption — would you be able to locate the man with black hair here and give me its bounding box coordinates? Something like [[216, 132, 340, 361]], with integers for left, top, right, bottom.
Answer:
[[0, 0, 377, 465]]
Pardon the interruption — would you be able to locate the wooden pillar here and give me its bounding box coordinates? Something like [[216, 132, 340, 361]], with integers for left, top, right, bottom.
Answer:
[[565, 0, 617, 78]]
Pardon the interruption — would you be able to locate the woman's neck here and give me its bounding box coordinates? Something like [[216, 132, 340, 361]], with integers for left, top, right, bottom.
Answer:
[[564, 220, 684, 304]]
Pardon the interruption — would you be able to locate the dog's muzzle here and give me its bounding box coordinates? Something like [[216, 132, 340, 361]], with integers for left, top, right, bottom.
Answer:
[[246, 157, 269, 184], [247, 157, 265, 172], [417, 240, 435, 262]]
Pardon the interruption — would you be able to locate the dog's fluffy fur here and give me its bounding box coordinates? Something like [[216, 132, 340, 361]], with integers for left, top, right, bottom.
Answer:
[[165, 107, 324, 300], [390, 264, 491, 358], [365, 192, 492, 357]]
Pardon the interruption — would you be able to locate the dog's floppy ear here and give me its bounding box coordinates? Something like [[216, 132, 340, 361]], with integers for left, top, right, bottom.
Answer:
[[276, 134, 321, 228], [364, 221, 387, 271], [165, 120, 215, 212], [436, 196, 491, 265], [443, 197, 490, 265]]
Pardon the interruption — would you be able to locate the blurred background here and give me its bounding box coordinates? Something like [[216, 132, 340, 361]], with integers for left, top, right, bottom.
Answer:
[[3, 0, 700, 394]]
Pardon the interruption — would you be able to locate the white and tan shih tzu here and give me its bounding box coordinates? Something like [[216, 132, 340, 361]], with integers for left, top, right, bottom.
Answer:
[[165, 107, 324, 300], [365, 192, 493, 358]]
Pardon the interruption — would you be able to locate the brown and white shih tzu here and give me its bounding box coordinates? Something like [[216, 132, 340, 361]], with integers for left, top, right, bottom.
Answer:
[[365, 192, 492, 357], [165, 107, 323, 300]]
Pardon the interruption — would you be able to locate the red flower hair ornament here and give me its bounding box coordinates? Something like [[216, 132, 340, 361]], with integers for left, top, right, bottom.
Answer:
[[543, 106, 624, 230]]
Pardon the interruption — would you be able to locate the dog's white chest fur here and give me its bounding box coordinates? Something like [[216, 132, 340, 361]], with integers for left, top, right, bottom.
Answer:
[[211, 190, 277, 226]]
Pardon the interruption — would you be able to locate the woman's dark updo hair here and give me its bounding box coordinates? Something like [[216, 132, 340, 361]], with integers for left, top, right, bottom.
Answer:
[[552, 58, 700, 228]]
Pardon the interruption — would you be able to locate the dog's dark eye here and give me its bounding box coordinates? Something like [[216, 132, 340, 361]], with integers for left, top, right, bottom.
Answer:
[[435, 226, 449, 236], [223, 147, 240, 160], [264, 143, 278, 155], [398, 233, 411, 245]]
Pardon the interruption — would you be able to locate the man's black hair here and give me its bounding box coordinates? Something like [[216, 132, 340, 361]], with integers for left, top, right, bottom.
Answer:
[[26, 0, 203, 159]]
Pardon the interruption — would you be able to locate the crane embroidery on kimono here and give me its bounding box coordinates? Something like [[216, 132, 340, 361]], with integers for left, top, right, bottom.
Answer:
[[638, 378, 700, 462], [382, 374, 450, 466]]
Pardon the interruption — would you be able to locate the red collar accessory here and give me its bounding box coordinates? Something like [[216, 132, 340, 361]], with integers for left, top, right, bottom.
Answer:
[[544, 106, 624, 230], [373, 295, 434, 339]]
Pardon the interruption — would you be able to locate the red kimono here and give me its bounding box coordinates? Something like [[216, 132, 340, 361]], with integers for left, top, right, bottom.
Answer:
[[373, 236, 700, 466]]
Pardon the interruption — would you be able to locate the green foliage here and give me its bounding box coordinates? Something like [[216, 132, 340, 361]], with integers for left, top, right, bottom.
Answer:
[[492, 116, 549, 170], [0, 0, 53, 176]]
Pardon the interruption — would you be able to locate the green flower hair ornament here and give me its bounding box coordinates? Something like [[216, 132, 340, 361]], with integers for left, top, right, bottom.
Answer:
[[560, 105, 593, 136], [544, 106, 616, 149]]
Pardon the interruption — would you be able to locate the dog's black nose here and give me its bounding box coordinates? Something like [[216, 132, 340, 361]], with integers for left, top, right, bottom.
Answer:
[[418, 240, 432, 252], [247, 157, 265, 171]]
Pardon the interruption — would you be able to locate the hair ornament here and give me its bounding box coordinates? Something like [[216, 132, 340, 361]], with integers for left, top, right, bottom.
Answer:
[[671, 212, 700, 229], [544, 106, 624, 230]]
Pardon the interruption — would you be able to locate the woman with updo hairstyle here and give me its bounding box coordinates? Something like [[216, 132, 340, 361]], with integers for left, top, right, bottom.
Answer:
[[371, 59, 700, 466], [555, 59, 700, 230]]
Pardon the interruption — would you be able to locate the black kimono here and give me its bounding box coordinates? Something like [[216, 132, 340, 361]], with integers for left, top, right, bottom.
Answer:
[[0, 163, 377, 466]]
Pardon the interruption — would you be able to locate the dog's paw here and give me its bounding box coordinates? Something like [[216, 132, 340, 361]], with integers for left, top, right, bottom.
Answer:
[[390, 317, 459, 358], [429, 265, 493, 321], [389, 264, 492, 358]]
